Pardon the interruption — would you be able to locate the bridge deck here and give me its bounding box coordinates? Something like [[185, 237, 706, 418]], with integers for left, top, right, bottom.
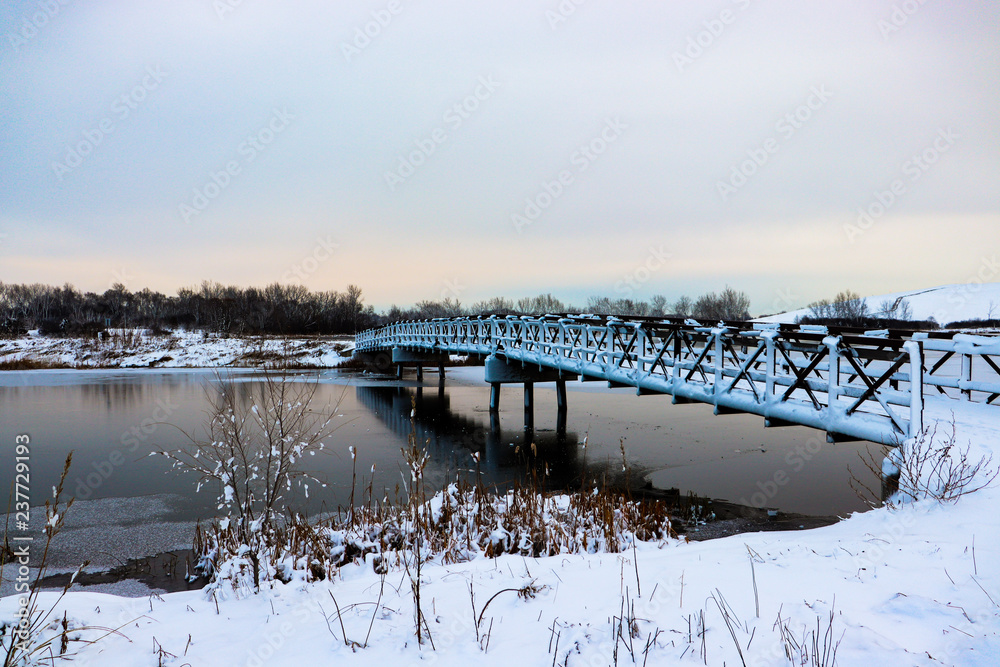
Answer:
[[356, 316, 999, 446]]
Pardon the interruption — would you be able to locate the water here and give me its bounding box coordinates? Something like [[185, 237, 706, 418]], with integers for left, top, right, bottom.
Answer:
[[0, 366, 885, 520]]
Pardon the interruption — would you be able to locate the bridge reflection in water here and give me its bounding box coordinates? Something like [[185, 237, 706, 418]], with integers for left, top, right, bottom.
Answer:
[[354, 384, 606, 492]]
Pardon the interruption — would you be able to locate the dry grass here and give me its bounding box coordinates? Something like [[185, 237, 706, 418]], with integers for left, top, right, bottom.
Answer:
[[191, 475, 678, 592], [0, 454, 121, 665], [333, 355, 371, 371], [0, 358, 73, 371]]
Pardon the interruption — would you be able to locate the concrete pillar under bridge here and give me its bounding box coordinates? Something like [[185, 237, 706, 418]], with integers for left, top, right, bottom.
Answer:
[[353, 350, 393, 373], [392, 347, 450, 383], [485, 354, 576, 434]]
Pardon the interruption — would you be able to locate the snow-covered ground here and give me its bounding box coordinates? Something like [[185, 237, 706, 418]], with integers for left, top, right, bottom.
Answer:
[[759, 283, 1000, 326], [2, 396, 998, 665], [0, 329, 352, 368]]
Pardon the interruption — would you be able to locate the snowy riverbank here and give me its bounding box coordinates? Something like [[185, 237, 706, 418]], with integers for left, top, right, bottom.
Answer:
[[2, 396, 998, 665], [0, 330, 352, 369]]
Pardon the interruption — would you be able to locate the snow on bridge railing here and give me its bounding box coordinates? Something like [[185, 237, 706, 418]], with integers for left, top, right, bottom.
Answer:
[[914, 332, 1000, 405], [356, 315, 934, 445]]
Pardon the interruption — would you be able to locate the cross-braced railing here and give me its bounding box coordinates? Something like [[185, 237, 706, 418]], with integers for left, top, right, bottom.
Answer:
[[356, 315, 935, 445], [915, 332, 1000, 405]]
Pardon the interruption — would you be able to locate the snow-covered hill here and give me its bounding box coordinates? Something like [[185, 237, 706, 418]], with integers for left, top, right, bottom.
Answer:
[[758, 283, 1000, 325]]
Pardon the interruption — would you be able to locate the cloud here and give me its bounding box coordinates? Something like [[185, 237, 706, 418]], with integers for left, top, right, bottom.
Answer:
[[0, 0, 997, 309]]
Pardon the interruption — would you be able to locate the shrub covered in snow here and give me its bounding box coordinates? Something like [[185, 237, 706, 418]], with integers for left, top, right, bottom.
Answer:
[[191, 480, 676, 596], [156, 372, 345, 591]]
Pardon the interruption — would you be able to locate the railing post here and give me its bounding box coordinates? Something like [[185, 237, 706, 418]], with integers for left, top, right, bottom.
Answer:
[[826, 335, 841, 409], [960, 352, 972, 401], [713, 328, 724, 397], [905, 340, 924, 438], [636, 325, 646, 378], [604, 324, 612, 375], [670, 329, 682, 387], [764, 333, 776, 401]]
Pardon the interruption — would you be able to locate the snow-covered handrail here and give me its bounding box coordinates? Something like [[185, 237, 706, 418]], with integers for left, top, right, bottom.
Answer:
[[913, 332, 1000, 404], [356, 316, 932, 445]]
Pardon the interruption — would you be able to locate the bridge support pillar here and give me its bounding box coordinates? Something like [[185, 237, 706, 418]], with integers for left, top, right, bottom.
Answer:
[[485, 354, 573, 432], [392, 347, 450, 383], [354, 350, 393, 373], [484, 354, 566, 384]]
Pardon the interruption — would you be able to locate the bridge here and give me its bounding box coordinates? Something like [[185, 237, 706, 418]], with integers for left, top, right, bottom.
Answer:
[[355, 315, 1000, 447]]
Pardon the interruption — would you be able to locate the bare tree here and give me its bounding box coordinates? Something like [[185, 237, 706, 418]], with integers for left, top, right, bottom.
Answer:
[[692, 287, 751, 321], [649, 294, 668, 316], [672, 295, 693, 317], [158, 373, 342, 538], [807, 298, 832, 319], [830, 290, 870, 321]]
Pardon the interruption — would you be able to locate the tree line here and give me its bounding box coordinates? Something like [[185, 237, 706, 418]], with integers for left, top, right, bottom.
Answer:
[[0, 281, 375, 336], [799, 290, 941, 329], [385, 286, 751, 322], [0, 281, 753, 337]]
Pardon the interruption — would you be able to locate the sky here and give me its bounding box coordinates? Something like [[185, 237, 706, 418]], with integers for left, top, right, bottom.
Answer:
[[1, 0, 997, 315]]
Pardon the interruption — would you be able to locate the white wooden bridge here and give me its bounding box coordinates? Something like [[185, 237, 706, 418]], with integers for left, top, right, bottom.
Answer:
[[355, 315, 1000, 446]]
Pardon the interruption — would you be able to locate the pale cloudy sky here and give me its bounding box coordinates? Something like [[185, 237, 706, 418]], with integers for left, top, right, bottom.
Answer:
[[1, 0, 997, 314]]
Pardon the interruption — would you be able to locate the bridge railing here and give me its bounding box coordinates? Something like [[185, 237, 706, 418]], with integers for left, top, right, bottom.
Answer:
[[356, 315, 934, 444], [913, 332, 1000, 405]]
